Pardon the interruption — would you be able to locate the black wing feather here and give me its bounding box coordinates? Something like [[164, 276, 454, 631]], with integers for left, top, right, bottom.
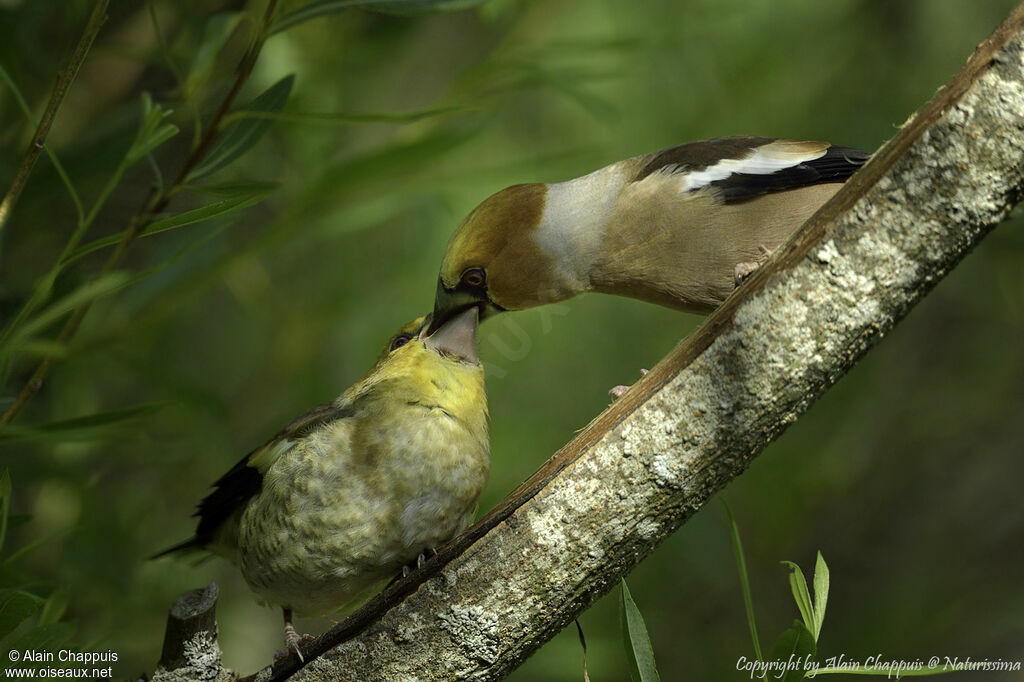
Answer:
[[711, 145, 870, 203], [633, 137, 870, 204]]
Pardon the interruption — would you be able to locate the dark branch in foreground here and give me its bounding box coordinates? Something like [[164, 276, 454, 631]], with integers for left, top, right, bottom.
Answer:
[[153, 582, 230, 682]]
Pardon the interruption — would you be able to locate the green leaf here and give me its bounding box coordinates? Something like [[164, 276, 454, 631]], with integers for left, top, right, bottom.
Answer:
[[184, 12, 245, 96], [61, 186, 274, 267], [145, 190, 274, 234], [180, 181, 280, 199], [272, 0, 486, 34], [9, 622, 75, 654], [0, 272, 132, 354], [781, 560, 815, 638], [126, 93, 179, 165], [0, 589, 41, 640], [37, 589, 69, 627], [620, 579, 661, 682], [6, 340, 69, 359], [218, 105, 459, 127], [722, 498, 762, 661], [0, 404, 163, 445], [189, 75, 295, 181], [0, 470, 9, 553], [768, 620, 815, 682], [811, 551, 829, 641]]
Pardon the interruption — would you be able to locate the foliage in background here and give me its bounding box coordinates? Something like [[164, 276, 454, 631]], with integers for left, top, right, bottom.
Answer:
[[622, 510, 970, 681], [0, 470, 76, 665], [1, 0, 1023, 679]]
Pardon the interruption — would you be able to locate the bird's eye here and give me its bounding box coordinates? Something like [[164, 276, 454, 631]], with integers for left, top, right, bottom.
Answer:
[[460, 268, 486, 289], [390, 334, 412, 351]]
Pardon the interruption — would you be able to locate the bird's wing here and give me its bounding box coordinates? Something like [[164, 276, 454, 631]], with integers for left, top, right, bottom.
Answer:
[[157, 401, 355, 554], [633, 136, 869, 203]]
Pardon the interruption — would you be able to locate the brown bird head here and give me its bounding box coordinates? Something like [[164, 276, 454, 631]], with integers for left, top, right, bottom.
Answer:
[[432, 182, 570, 331]]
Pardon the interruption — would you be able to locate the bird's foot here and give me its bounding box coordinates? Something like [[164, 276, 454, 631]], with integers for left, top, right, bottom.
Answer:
[[275, 626, 314, 662], [276, 609, 313, 662], [608, 369, 648, 402], [734, 245, 774, 285]]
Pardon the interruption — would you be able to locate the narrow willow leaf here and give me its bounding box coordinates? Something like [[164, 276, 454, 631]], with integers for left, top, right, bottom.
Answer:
[[767, 620, 815, 682], [620, 579, 661, 682], [220, 105, 458, 127], [272, 0, 486, 34], [0, 470, 9, 553], [126, 93, 179, 164], [184, 12, 244, 96], [144, 189, 273, 232], [61, 187, 273, 267], [721, 498, 763, 661], [37, 589, 69, 627], [131, 122, 179, 163], [189, 75, 295, 180], [0, 589, 41, 640], [574, 620, 591, 682], [781, 560, 815, 637], [0, 404, 163, 444], [0, 272, 132, 353], [811, 552, 829, 641], [180, 181, 280, 198], [6, 340, 68, 359]]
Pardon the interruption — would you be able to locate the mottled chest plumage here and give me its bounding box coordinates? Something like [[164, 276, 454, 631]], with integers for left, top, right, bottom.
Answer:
[[234, 398, 488, 615]]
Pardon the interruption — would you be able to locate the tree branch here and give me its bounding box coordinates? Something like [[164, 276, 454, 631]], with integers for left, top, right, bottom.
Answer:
[[0, 0, 109, 252], [153, 582, 232, 682], [241, 3, 1024, 679]]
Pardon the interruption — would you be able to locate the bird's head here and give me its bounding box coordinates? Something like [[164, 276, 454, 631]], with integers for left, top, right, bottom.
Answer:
[[378, 307, 480, 371], [361, 306, 483, 412], [375, 315, 429, 365], [363, 307, 485, 426], [432, 183, 567, 331]]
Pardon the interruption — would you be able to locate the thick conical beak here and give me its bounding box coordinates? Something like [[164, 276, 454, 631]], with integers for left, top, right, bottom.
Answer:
[[430, 276, 504, 334], [421, 306, 479, 364], [431, 276, 485, 334]]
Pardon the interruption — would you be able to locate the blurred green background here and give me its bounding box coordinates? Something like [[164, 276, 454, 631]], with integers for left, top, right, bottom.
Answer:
[[2, 0, 1023, 679]]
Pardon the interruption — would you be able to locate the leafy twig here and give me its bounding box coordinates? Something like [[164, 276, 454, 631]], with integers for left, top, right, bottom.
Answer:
[[0, 0, 282, 426], [0, 0, 109, 257]]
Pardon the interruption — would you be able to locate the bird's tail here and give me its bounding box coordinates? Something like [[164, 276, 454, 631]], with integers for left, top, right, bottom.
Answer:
[[149, 537, 205, 560]]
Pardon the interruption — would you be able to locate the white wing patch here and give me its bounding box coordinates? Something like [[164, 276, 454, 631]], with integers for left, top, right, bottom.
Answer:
[[666, 142, 829, 193]]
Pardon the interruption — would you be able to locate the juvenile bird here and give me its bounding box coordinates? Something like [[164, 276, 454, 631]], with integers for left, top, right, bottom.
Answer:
[[154, 309, 487, 657], [432, 136, 868, 327]]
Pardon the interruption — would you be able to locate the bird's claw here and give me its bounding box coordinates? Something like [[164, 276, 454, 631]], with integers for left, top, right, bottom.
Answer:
[[734, 245, 774, 285], [608, 369, 648, 402], [400, 547, 437, 579], [418, 547, 437, 568], [608, 384, 631, 401], [277, 623, 313, 662]]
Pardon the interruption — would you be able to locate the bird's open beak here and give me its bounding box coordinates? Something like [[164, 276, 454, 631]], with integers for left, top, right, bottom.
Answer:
[[430, 277, 500, 334], [421, 306, 479, 364]]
